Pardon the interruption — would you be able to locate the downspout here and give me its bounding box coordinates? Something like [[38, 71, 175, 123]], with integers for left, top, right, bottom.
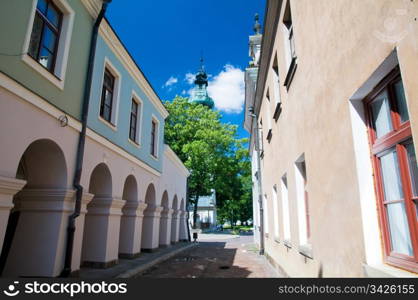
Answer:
[[186, 177, 191, 242], [249, 107, 264, 255], [60, 0, 111, 277]]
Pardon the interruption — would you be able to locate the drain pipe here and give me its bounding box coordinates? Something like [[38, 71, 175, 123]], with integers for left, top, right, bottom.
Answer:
[[60, 0, 111, 277], [249, 107, 264, 255]]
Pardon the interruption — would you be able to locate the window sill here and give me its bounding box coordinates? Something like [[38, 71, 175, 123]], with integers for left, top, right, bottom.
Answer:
[[98, 116, 117, 132], [363, 263, 418, 278], [283, 239, 292, 249], [150, 154, 159, 161], [298, 244, 313, 259], [273, 102, 282, 121], [284, 56, 297, 90], [128, 138, 141, 149], [22, 54, 64, 90]]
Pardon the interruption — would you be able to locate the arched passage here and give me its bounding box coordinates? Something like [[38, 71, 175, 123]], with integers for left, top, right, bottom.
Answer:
[[159, 191, 172, 247], [141, 184, 162, 251], [1, 139, 70, 277], [119, 175, 146, 258], [171, 195, 180, 243], [82, 163, 124, 268]]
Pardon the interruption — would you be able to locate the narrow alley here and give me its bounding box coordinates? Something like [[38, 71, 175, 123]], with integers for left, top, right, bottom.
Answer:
[[139, 233, 279, 278]]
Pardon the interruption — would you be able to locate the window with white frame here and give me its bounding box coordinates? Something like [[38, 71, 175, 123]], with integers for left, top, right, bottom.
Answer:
[[99, 60, 121, 127], [272, 185, 280, 241], [23, 0, 74, 89], [272, 54, 282, 120], [150, 117, 159, 158], [266, 89, 273, 142], [129, 95, 142, 144], [295, 155, 311, 246], [281, 174, 291, 242]]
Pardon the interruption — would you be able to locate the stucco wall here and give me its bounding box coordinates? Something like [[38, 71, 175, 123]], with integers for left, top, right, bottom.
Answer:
[[258, 0, 418, 277], [0, 0, 93, 119], [87, 34, 165, 173]]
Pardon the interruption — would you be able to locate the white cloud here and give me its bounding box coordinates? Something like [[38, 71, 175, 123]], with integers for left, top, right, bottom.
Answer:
[[164, 76, 178, 87], [207, 64, 245, 114], [185, 73, 196, 84]]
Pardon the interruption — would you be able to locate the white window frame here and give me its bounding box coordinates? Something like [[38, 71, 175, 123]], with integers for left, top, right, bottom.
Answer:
[[150, 115, 160, 159], [281, 174, 291, 242], [21, 0, 75, 90], [294, 154, 309, 246], [128, 90, 143, 147], [98, 57, 122, 130], [272, 185, 280, 241]]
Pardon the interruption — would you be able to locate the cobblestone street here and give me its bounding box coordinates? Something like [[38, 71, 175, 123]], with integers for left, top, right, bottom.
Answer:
[[139, 234, 279, 278]]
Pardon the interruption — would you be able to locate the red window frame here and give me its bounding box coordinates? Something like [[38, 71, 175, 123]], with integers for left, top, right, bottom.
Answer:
[[364, 67, 418, 273]]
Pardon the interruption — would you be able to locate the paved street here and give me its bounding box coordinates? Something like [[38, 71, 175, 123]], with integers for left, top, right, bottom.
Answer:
[[139, 233, 279, 278]]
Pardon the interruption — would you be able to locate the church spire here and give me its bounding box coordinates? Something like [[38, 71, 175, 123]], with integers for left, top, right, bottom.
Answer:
[[190, 57, 214, 109]]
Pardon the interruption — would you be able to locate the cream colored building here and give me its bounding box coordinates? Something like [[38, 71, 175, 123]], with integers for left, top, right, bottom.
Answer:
[[245, 0, 418, 277]]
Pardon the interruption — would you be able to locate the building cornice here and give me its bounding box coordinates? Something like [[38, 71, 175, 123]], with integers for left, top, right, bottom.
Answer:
[[164, 145, 190, 177], [99, 19, 169, 119], [254, 0, 283, 116], [80, 0, 102, 19]]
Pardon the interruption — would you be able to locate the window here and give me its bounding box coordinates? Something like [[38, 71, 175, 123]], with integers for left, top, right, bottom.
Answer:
[[150, 119, 158, 157], [283, 0, 297, 89], [281, 175, 291, 243], [129, 99, 141, 143], [266, 90, 273, 142], [259, 119, 264, 159], [28, 0, 62, 73], [272, 55, 282, 120], [365, 67, 418, 272], [272, 185, 280, 241], [295, 155, 311, 246], [100, 68, 115, 123]]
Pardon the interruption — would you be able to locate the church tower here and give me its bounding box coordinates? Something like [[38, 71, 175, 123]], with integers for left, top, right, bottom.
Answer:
[[189, 58, 214, 109]]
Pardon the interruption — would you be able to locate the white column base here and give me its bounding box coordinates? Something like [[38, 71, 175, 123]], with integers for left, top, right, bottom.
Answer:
[[81, 197, 125, 268], [119, 202, 147, 258], [141, 206, 163, 251], [2, 189, 75, 277]]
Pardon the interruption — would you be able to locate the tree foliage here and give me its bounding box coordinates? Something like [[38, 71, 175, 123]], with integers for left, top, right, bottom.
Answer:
[[164, 96, 252, 227]]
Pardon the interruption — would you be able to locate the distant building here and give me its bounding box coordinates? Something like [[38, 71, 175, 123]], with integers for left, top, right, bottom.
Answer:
[[189, 190, 217, 229], [244, 14, 263, 248]]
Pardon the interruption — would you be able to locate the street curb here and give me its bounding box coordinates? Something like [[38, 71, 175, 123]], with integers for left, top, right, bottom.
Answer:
[[116, 243, 198, 278]]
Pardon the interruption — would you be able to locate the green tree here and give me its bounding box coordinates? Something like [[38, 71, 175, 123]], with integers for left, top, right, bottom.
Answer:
[[164, 96, 239, 228]]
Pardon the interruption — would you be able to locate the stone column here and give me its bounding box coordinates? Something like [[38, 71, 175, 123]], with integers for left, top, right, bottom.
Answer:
[[71, 192, 94, 274], [179, 210, 188, 242], [170, 210, 180, 243], [119, 202, 147, 258], [2, 189, 76, 277], [0, 176, 26, 252], [141, 205, 163, 251], [159, 208, 173, 247], [81, 197, 126, 268]]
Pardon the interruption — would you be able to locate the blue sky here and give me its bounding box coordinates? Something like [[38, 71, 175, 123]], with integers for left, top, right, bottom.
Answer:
[[106, 0, 266, 139]]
